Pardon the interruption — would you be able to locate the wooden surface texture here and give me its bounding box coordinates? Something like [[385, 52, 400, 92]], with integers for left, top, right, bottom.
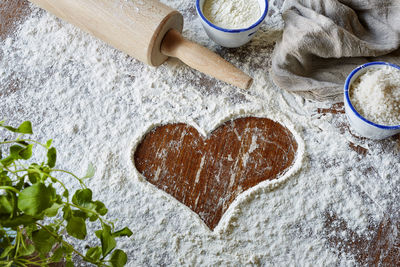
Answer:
[[134, 117, 297, 229], [2, 1, 399, 266]]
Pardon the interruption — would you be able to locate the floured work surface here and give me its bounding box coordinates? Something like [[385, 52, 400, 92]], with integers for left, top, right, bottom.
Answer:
[[1, 0, 399, 266]]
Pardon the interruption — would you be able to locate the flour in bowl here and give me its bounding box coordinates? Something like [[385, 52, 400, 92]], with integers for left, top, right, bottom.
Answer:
[[203, 0, 261, 29], [350, 65, 400, 126]]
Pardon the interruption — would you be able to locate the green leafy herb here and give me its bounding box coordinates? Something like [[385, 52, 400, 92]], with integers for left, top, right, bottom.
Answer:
[[110, 249, 128, 267], [0, 120, 132, 266], [2, 121, 33, 134], [18, 183, 54, 216]]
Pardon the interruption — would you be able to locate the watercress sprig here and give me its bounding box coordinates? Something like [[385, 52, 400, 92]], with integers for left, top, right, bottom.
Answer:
[[0, 120, 132, 266]]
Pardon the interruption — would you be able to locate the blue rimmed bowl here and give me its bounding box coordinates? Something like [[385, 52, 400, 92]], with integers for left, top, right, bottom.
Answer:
[[196, 0, 268, 48], [344, 62, 400, 140]]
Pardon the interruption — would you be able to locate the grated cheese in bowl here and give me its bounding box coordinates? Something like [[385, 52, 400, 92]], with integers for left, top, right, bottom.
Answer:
[[349, 65, 400, 126]]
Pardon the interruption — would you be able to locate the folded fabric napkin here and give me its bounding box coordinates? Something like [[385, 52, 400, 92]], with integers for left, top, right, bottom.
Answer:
[[271, 0, 400, 102]]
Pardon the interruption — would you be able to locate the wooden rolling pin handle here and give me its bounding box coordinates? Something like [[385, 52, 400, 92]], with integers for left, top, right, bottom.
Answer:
[[161, 29, 253, 90]]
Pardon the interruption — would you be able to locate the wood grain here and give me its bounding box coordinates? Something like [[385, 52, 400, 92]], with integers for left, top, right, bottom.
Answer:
[[161, 29, 253, 89], [133, 117, 298, 229], [318, 103, 400, 266], [324, 211, 400, 266], [0, 0, 32, 99], [0, 0, 31, 40]]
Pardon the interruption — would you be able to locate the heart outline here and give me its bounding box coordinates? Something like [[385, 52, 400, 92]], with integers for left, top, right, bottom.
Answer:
[[130, 115, 305, 233]]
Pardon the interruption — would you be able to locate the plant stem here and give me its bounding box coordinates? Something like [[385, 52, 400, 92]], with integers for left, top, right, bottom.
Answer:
[[13, 259, 30, 267], [63, 202, 114, 226], [45, 173, 69, 192], [35, 222, 97, 264], [0, 139, 46, 148], [0, 186, 20, 194], [15, 229, 22, 258], [51, 169, 87, 189], [18, 257, 48, 265], [3, 167, 28, 174]]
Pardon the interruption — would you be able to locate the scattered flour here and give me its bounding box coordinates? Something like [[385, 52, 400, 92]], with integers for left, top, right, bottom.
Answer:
[[203, 0, 261, 29], [1, 1, 399, 266], [350, 66, 400, 126]]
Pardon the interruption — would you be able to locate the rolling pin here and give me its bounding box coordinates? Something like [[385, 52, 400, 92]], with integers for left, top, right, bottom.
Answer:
[[28, 0, 253, 89]]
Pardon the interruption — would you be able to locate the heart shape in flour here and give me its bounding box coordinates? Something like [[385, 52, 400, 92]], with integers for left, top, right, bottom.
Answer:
[[133, 117, 298, 230]]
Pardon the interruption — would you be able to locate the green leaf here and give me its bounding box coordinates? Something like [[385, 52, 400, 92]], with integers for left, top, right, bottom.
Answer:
[[94, 201, 108, 216], [27, 170, 40, 184], [71, 190, 109, 220], [72, 209, 88, 220], [19, 144, 33, 160], [24, 223, 38, 237], [0, 195, 13, 215], [17, 243, 35, 257], [44, 203, 62, 217], [55, 194, 62, 204], [62, 243, 73, 254], [110, 249, 128, 267], [0, 214, 38, 227], [63, 205, 72, 220], [0, 246, 14, 258], [72, 189, 92, 206], [66, 261, 74, 267], [9, 145, 24, 159], [46, 139, 53, 148], [66, 216, 87, 240], [112, 227, 133, 238], [4, 121, 33, 134], [16, 140, 29, 146], [47, 147, 57, 168], [48, 184, 57, 198], [18, 121, 33, 134], [63, 189, 69, 199], [0, 171, 12, 186], [85, 246, 102, 262], [32, 228, 57, 255], [28, 164, 46, 182], [89, 214, 99, 222], [95, 230, 102, 239], [99, 224, 116, 257], [52, 246, 65, 262], [18, 183, 54, 216], [82, 163, 95, 179], [15, 178, 25, 191], [0, 156, 14, 167]]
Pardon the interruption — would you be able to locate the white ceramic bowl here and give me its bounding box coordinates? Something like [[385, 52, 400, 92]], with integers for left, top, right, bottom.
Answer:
[[196, 0, 268, 48], [344, 62, 400, 140]]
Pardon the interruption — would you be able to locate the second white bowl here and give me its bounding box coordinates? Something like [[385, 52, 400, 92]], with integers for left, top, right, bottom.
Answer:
[[344, 62, 400, 140]]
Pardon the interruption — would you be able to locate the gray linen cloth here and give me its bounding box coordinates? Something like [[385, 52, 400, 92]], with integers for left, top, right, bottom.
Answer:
[[271, 0, 400, 102]]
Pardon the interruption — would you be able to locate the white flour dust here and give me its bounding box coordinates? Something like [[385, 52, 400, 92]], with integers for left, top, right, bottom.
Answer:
[[350, 65, 400, 126], [1, 0, 399, 266], [203, 0, 261, 29]]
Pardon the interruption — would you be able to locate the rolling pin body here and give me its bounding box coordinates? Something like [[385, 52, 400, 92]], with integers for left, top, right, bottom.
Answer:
[[29, 0, 252, 89], [29, 0, 182, 66]]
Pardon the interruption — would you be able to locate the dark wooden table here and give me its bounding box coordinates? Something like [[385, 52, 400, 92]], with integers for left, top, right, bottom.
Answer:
[[1, 1, 399, 266]]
